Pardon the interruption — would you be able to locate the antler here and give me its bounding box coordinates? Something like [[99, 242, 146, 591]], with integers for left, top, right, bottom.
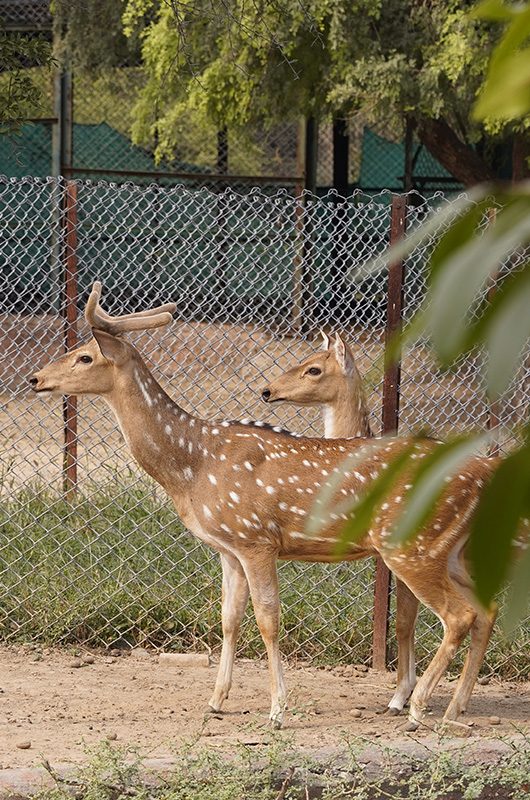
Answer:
[[85, 281, 176, 335]]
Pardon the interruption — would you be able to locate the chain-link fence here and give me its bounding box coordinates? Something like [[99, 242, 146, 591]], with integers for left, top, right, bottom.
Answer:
[[1, 177, 528, 679]]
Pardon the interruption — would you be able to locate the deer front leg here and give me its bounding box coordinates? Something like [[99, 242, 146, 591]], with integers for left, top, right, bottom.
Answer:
[[208, 553, 249, 713], [242, 554, 286, 729], [388, 579, 419, 715]]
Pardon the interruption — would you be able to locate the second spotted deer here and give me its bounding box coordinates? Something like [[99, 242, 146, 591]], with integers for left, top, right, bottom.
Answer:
[[262, 331, 420, 715]]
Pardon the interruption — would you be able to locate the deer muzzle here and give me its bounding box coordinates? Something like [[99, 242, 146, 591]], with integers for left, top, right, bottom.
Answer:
[[29, 371, 55, 393], [261, 386, 285, 403]]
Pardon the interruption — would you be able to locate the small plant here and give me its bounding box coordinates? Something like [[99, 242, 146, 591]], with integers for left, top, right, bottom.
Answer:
[[32, 731, 530, 800]]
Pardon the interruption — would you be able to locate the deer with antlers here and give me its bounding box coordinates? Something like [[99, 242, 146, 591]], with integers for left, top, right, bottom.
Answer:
[[31, 283, 505, 732], [261, 331, 420, 717]]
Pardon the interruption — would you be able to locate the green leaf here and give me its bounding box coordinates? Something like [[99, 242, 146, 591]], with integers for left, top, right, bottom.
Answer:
[[472, 0, 530, 122], [488, 5, 530, 72], [305, 439, 392, 537], [470, 440, 530, 606], [331, 442, 418, 557], [473, 49, 530, 121], [503, 537, 530, 635], [427, 200, 489, 285], [457, 260, 530, 349], [389, 433, 488, 546], [351, 188, 487, 285], [486, 264, 530, 397], [428, 199, 530, 363], [471, 0, 516, 22]]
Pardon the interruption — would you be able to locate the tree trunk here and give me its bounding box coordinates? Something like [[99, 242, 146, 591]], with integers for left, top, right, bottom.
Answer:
[[332, 116, 349, 197], [417, 117, 495, 188]]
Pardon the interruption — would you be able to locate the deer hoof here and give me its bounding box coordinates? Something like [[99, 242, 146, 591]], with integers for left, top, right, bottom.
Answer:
[[386, 706, 401, 716], [404, 719, 419, 732], [270, 717, 283, 730]]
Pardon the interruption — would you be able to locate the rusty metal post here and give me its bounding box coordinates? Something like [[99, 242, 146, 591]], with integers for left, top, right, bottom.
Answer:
[[292, 117, 315, 334], [62, 181, 79, 497], [372, 194, 408, 670], [486, 207, 501, 456]]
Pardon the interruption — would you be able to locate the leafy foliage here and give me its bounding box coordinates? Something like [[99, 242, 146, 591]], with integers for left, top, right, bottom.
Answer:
[[32, 734, 530, 800], [331, 3, 530, 629], [0, 33, 54, 133], [472, 0, 530, 124], [118, 0, 516, 177], [52, 0, 141, 72]]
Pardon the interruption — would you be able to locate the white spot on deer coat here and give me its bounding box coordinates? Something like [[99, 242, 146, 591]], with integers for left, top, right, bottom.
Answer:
[[138, 380, 153, 408]]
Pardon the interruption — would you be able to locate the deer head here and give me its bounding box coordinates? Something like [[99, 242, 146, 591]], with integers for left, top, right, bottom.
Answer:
[[29, 281, 176, 396], [261, 331, 371, 439], [262, 331, 363, 406]]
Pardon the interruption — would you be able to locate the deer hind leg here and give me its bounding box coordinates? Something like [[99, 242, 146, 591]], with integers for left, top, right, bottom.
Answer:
[[208, 553, 250, 713], [443, 604, 497, 722], [406, 593, 477, 731], [388, 579, 419, 715], [442, 541, 497, 723], [241, 554, 286, 729]]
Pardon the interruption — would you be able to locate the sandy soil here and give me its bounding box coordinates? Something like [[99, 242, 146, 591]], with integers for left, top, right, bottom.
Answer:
[[0, 646, 528, 769]]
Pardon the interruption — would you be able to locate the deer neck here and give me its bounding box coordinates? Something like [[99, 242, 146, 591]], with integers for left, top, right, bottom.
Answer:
[[323, 378, 372, 439], [104, 360, 202, 494]]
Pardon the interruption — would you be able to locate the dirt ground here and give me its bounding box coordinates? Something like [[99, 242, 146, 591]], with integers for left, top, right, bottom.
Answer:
[[1, 646, 528, 770]]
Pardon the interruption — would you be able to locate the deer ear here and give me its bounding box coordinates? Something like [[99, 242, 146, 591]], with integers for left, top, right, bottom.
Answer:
[[320, 329, 331, 351], [92, 329, 129, 366], [333, 333, 356, 376]]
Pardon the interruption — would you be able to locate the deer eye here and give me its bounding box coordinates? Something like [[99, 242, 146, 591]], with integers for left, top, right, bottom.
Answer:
[[79, 355, 93, 364], [307, 367, 321, 376]]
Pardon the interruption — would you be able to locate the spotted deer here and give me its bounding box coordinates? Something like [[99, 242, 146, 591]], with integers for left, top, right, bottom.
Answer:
[[262, 330, 372, 439], [261, 331, 420, 716], [31, 282, 504, 732]]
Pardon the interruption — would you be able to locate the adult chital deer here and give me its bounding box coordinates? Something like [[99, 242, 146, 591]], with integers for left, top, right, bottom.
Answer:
[[31, 282, 501, 732], [261, 331, 420, 716]]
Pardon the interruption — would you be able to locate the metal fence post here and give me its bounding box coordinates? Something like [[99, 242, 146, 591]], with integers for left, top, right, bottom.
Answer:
[[62, 180, 79, 497], [292, 117, 315, 334], [486, 207, 501, 456], [372, 194, 408, 670]]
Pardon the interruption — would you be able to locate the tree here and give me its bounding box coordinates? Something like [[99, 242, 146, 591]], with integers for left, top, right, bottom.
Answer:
[[0, 33, 54, 133], [122, 0, 526, 184]]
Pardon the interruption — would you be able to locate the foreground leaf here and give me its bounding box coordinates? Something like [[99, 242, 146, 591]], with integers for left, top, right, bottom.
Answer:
[[504, 538, 530, 634], [470, 439, 530, 607], [332, 442, 417, 557], [389, 434, 488, 546], [485, 263, 530, 396], [428, 198, 530, 364]]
